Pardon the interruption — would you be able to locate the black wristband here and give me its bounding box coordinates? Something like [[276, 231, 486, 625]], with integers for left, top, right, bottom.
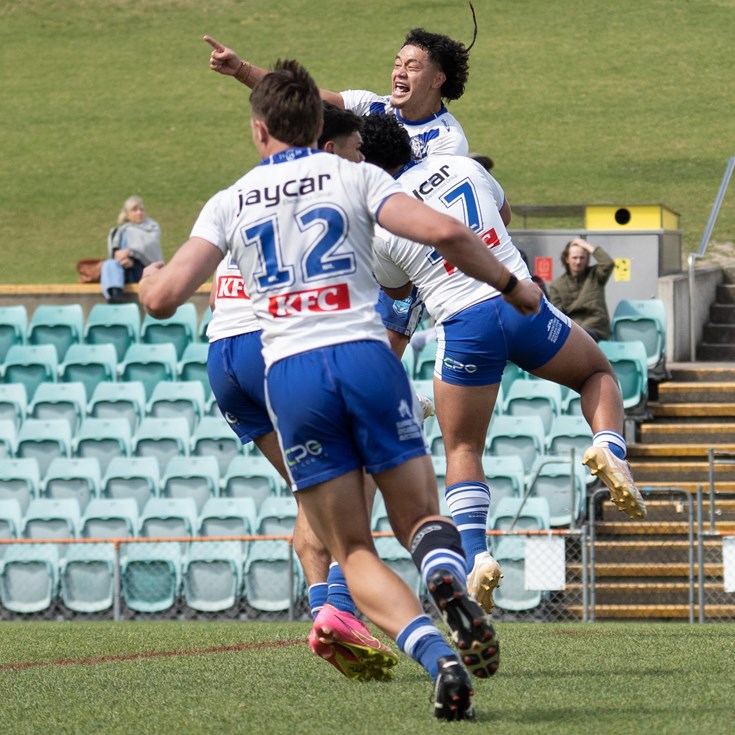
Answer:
[[500, 273, 518, 294]]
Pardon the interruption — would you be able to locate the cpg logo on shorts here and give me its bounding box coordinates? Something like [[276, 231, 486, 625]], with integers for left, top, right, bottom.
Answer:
[[442, 356, 477, 373], [285, 439, 323, 467]]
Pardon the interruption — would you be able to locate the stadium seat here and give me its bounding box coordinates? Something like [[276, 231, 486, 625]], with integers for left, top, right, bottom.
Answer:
[[101, 456, 160, 513], [28, 380, 87, 434], [88, 380, 147, 433], [414, 338, 438, 380], [425, 421, 445, 457], [0, 420, 16, 460], [139, 497, 198, 543], [22, 498, 81, 541], [198, 497, 257, 542], [1, 344, 59, 401], [597, 339, 649, 411], [59, 542, 116, 613], [191, 415, 243, 477], [0, 543, 60, 614], [482, 455, 526, 518], [0, 383, 28, 431], [177, 342, 211, 399], [500, 361, 527, 398], [0, 305, 28, 364], [42, 457, 101, 512], [562, 390, 583, 416], [374, 536, 422, 597], [0, 498, 23, 548], [121, 541, 182, 613], [119, 343, 178, 400], [546, 415, 594, 484], [610, 298, 667, 373], [527, 456, 585, 527], [0, 458, 41, 514], [243, 539, 303, 614], [486, 415, 546, 478], [221, 456, 286, 512], [492, 536, 543, 612], [16, 418, 72, 478], [74, 417, 132, 477], [132, 417, 191, 474], [59, 343, 118, 401], [198, 306, 213, 343], [256, 495, 298, 537], [160, 456, 220, 514], [140, 302, 198, 360], [400, 346, 416, 378], [183, 540, 244, 612], [489, 497, 551, 535], [27, 304, 84, 361], [81, 498, 139, 539], [84, 302, 141, 361], [370, 494, 391, 533], [503, 379, 563, 434], [147, 380, 205, 433]]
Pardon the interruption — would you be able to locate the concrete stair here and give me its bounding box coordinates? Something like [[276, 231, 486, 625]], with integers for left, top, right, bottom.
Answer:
[[696, 275, 735, 361]]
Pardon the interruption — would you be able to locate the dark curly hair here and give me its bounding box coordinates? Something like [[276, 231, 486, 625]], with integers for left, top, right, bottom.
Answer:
[[359, 114, 412, 171], [403, 28, 470, 101]]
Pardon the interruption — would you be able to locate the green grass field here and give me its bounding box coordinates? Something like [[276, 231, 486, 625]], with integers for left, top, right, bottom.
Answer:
[[1, 621, 733, 734], [1, 0, 734, 283]]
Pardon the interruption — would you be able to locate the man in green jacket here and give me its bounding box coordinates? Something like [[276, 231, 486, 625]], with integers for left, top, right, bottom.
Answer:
[[548, 238, 614, 341]]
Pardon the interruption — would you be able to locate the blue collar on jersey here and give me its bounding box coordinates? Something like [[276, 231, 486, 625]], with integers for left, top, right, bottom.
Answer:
[[393, 159, 420, 179], [394, 105, 448, 126], [259, 147, 325, 166]]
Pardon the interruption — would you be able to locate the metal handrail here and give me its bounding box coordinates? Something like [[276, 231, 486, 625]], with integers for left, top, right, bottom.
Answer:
[[688, 156, 735, 360]]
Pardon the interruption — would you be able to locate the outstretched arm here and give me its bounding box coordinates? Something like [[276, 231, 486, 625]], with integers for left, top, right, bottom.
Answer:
[[203, 35, 345, 107]]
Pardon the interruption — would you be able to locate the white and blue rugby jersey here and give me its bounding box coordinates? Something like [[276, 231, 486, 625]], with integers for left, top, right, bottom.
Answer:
[[340, 90, 468, 159], [191, 148, 403, 367], [372, 155, 530, 325], [205, 255, 260, 343]]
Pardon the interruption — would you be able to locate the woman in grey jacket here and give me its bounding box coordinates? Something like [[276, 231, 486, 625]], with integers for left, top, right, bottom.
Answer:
[[101, 196, 163, 302]]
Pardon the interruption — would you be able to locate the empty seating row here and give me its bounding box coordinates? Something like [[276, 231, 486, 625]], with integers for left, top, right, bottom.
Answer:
[[0, 538, 303, 615], [0, 303, 212, 364]]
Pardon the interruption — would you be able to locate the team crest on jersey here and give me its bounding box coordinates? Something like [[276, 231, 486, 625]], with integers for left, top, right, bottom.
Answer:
[[217, 276, 250, 299], [268, 283, 350, 317]]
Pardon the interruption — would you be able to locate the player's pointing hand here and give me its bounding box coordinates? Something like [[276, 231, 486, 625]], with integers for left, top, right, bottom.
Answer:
[[203, 35, 242, 76]]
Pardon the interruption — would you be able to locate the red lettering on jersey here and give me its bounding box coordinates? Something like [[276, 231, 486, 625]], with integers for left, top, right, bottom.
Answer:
[[268, 283, 350, 317], [480, 228, 500, 248], [217, 276, 250, 299]]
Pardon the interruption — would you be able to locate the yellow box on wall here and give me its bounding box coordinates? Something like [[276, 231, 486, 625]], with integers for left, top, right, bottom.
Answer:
[[584, 205, 680, 231]]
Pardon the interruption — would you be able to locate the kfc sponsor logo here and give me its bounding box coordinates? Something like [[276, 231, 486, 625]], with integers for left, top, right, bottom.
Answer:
[[269, 283, 350, 317], [217, 276, 250, 299]]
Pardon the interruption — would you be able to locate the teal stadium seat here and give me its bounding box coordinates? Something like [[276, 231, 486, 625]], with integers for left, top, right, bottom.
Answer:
[[527, 456, 585, 527], [121, 541, 182, 613], [546, 415, 594, 484], [0, 498, 23, 548], [244, 539, 304, 614], [160, 455, 220, 514], [489, 497, 551, 535], [256, 495, 298, 537], [101, 456, 160, 512], [374, 536, 423, 597], [177, 342, 211, 399], [0, 383, 28, 431], [74, 417, 131, 476], [81, 498, 139, 539], [119, 343, 178, 400], [0, 543, 60, 613], [28, 380, 87, 434], [132, 417, 191, 475], [2, 344, 58, 401], [482, 455, 526, 518], [84, 302, 141, 361], [610, 298, 667, 375], [88, 380, 147, 433], [59, 542, 116, 613], [16, 418, 72, 478], [139, 497, 198, 542], [0, 419, 16, 460], [198, 497, 257, 543], [198, 306, 213, 343], [0, 305, 28, 363], [486, 415, 546, 478], [598, 339, 649, 412], [22, 498, 81, 541], [492, 536, 543, 612], [147, 380, 205, 433], [141, 302, 198, 360], [221, 456, 286, 512], [42, 457, 101, 513], [0, 458, 41, 514], [503, 379, 563, 434], [183, 540, 244, 612], [27, 304, 84, 361], [59, 343, 117, 401], [414, 338, 438, 380], [191, 415, 243, 477]]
